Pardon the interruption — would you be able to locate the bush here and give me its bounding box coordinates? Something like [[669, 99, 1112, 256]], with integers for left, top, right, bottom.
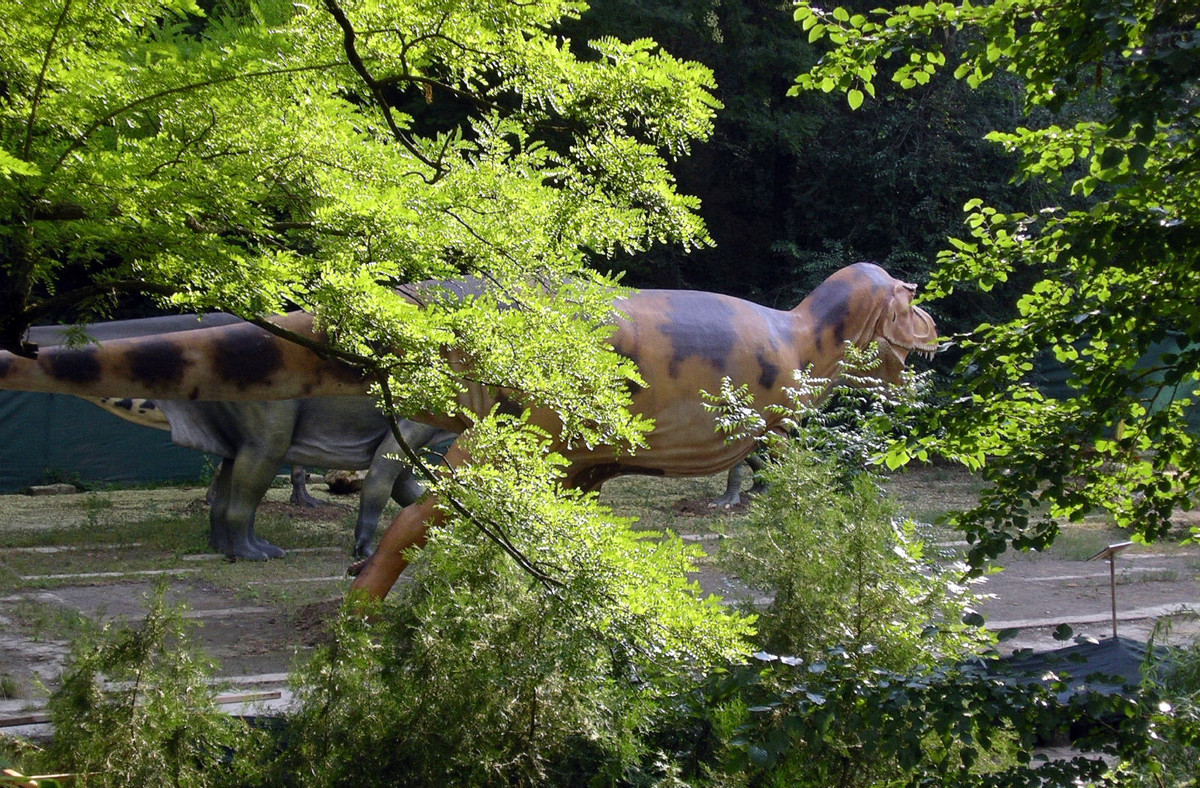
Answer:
[[261, 529, 698, 788], [719, 444, 987, 672], [35, 585, 254, 788]]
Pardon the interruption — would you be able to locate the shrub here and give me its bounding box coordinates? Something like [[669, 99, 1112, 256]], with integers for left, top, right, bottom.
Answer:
[[36, 585, 253, 788], [263, 530, 699, 787]]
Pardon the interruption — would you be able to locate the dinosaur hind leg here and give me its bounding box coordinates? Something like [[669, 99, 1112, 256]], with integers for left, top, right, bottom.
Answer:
[[347, 440, 467, 599], [288, 465, 323, 507], [352, 422, 445, 559], [210, 447, 288, 560], [207, 460, 236, 555]]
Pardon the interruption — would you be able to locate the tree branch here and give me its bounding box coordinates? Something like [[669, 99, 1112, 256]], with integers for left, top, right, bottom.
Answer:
[[374, 378, 565, 590], [321, 0, 446, 181], [24, 0, 73, 161], [36, 60, 346, 200]]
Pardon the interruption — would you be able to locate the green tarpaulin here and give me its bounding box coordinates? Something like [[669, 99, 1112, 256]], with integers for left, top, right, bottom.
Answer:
[[0, 391, 212, 493]]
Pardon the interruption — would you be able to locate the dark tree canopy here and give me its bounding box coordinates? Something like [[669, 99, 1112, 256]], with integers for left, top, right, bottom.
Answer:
[[572, 0, 1050, 330]]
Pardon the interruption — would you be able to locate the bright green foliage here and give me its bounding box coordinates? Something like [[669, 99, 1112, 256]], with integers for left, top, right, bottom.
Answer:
[[793, 0, 1200, 562], [720, 448, 985, 671], [0, 0, 755, 657], [267, 533, 719, 787], [35, 586, 251, 788], [422, 409, 755, 664], [712, 358, 984, 671], [0, 0, 714, 446]]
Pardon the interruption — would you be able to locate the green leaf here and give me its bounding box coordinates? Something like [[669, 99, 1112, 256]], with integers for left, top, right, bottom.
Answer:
[[847, 88, 864, 110], [0, 148, 40, 177]]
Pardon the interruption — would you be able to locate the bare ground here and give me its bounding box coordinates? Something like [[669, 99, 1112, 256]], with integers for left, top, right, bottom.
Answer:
[[1, 467, 1198, 730]]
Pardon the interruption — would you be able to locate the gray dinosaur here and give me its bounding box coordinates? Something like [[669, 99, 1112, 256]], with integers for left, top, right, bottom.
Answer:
[[27, 316, 454, 560], [84, 394, 322, 506]]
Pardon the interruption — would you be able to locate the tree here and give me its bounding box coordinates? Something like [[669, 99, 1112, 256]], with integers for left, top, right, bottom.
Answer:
[[791, 0, 1200, 561], [1, 0, 751, 662]]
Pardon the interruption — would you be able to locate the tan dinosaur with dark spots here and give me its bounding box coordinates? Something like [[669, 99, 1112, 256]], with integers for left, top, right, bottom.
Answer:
[[0, 263, 938, 600]]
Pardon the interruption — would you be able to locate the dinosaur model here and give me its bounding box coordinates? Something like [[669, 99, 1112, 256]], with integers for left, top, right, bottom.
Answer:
[[26, 318, 454, 559], [77, 396, 319, 510], [88, 395, 452, 559], [0, 263, 938, 599]]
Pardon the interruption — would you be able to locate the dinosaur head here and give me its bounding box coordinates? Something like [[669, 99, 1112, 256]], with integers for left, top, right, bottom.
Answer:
[[802, 263, 939, 385], [870, 277, 938, 384]]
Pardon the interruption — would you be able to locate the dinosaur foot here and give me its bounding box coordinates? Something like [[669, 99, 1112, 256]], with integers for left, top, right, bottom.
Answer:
[[250, 540, 287, 560], [745, 482, 768, 499], [346, 557, 369, 577], [707, 492, 743, 509], [289, 489, 324, 508], [209, 534, 287, 561]]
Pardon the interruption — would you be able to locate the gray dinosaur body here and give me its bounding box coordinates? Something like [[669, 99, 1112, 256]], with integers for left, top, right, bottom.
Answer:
[[27, 316, 453, 559]]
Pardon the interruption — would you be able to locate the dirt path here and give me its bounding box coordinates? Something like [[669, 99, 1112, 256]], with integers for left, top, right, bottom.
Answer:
[[1, 469, 1198, 733]]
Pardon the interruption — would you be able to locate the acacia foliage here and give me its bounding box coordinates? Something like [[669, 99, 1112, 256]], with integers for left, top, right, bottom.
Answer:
[[793, 0, 1200, 560], [1, 0, 751, 660]]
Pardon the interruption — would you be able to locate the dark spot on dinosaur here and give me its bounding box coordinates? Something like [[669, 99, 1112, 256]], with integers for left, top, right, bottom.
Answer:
[[328, 358, 369, 383], [125, 338, 188, 388], [189, 387, 200, 400], [0, 355, 11, 378], [611, 336, 640, 365], [44, 346, 101, 385], [610, 337, 644, 395], [807, 278, 852, 344], [115, 398, 135, 411], [213, 327, 284, 388], [756, 351, 780, 389], [495, 390, 524, 418], [658, 293, 737, 378]]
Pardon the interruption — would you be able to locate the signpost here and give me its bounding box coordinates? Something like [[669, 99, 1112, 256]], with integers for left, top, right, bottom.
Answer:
[[1087, 541, 1135, 639]]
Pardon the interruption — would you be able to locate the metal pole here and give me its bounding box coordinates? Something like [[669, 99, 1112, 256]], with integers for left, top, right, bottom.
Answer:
[[1088, 542, 1132, 641], [1109, 556, 1118, 639]]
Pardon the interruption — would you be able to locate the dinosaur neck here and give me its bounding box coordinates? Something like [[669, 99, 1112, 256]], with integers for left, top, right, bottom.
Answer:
[[0, 314, 370, 401]]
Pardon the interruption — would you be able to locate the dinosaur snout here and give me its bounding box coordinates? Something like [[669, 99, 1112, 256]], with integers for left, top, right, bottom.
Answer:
[[875, 302, 938, 383]]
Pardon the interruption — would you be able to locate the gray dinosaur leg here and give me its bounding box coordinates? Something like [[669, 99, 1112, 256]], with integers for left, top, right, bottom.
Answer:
[[744, 452, 769, 497], [352, 423, 448, 558], [206, 459, 226, 508], [288, 465, 323, 507], [353, 452, 406, 559], [709, 461, 751, 508], [210, 448, 287, 560], [207, 459, 236, 554]]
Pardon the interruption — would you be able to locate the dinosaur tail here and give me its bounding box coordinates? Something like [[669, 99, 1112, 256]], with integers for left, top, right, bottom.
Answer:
[[0, 314, 370, 401]]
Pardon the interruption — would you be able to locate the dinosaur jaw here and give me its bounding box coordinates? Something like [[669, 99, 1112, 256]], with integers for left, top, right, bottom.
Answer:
[[873, 335, 938, 382], [875, 304, 939, 383]]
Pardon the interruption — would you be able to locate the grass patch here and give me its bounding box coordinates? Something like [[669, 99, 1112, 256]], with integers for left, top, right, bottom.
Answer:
[[0, 469, 993, 675], [4, 598, 93, 643], [598, 473, 732, 535], [0, 511, 211, 552], [881, 464, 986, 529]]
